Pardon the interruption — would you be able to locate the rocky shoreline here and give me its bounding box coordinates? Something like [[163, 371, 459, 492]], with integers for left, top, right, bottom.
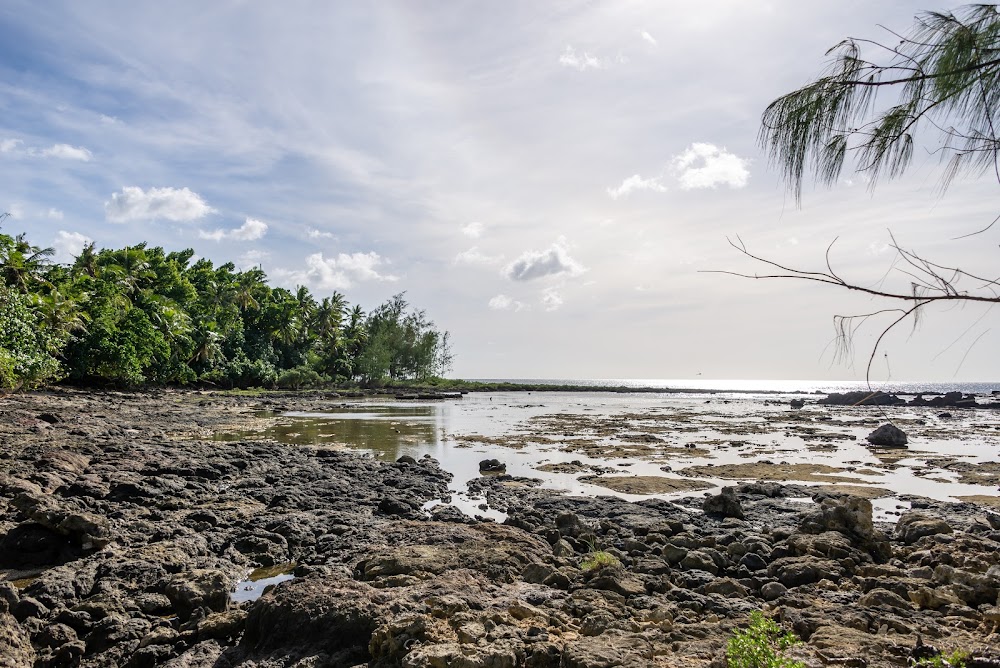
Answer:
[[1, 389, 999, 667]]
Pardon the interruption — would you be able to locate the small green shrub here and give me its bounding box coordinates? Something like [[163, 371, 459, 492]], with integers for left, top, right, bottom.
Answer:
[[580, 550, 620, 571], [914, 649, 970, 668], [275, 365, 326, 390], [726, 611, 804, 668]]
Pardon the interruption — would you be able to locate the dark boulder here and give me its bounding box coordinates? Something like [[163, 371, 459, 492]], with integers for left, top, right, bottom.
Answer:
[[866, 423, 908, 447], [702, 487, 744, 519], [478, 459, 506, 473], [820, 391, 903, 406], [242, 577, 387, 665], [0, 524, 76, 568]]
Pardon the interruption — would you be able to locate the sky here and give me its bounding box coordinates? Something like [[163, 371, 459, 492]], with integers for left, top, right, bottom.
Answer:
[[2, 0, 998, 382]]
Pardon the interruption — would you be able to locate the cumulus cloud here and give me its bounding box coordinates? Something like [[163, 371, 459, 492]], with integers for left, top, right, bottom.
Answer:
[[607, 174, 666, 199], [504, 238, 586, 282], [278, 251, 398, 290], [307, 227, 335, 239], [671, 143, 750, 190], [559, 46, 605, 71], [52, 230, 92, 263], [105, 186, 216, 223], [454, 246, 503, 266], [47, 208, 64, 220], [40, 144, 92, 161], [0, 139, 22, 153], [488, 294, 525, 311], [462, 221, 485, 238], [541, 288, 563, 311], [640, 30, 657, 46], [199, 217, 268, 241]]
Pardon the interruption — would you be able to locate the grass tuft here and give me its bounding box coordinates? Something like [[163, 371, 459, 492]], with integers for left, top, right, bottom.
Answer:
[[580, 550, 620, 571]]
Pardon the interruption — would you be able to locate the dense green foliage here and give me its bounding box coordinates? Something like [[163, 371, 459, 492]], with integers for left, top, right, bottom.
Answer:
[[0, 285, 63, 389], [0, 221, 451, 390], [725, 612, 803, 668]]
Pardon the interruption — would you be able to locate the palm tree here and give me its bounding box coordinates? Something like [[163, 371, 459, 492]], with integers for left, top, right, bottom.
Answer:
[[97, 246, 153, 299], [234, 269, 265, 311], [313, 292, 347, 340], [295, 286, 317, 326], [73, 242, 99, 278], [0, 233, 54, 292], [33, 287, 90, 350], [189, 322, 224, 368]]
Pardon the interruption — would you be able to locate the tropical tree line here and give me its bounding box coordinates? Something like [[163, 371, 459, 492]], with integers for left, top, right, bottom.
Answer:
[[0, 218, 452, 390]]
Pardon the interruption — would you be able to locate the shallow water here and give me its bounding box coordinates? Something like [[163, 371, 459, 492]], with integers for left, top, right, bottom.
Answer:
[[217, 392, 1000, 521], [230, 563, 297, 603]]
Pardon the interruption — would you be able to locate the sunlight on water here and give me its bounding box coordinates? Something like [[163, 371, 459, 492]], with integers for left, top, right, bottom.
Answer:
[[473, 378, 1000, 394], [215, 390, 1000, 522]]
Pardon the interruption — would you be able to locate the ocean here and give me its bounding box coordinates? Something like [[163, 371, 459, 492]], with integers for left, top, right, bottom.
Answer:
[[470, 378, 1000, 395]]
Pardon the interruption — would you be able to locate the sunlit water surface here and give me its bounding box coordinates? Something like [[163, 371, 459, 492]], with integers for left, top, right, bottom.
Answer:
[[216, 391, 1000, 522]]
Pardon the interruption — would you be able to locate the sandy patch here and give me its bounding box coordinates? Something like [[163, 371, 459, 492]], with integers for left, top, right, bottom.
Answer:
[[954, 495, 1000, 509], [678, 462, 867, 484], [814, 484, 892, 499], [580, 475, 713, 495]]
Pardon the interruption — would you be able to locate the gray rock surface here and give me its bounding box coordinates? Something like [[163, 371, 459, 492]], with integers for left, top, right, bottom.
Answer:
[[0, 390, 997, 668]]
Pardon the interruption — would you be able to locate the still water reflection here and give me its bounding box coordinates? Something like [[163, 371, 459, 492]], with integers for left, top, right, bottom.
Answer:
[[214, 405, 442, 461]]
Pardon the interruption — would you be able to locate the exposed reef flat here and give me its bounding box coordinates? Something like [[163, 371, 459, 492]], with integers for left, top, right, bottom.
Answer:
[[0, 389, 998, 667]]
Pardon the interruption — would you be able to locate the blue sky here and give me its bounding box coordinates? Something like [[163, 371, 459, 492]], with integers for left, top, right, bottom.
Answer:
[[2, 1, 998, 381]]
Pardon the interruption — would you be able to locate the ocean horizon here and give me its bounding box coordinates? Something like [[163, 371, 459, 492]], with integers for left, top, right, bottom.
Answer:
[[467, 378, 1000, 395]]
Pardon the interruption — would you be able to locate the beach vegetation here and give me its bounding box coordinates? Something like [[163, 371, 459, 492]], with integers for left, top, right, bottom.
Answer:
[[725, 611, 804, 668], [0, 221, 451, 390], [914, 649, 971, 667], [580, 542, 621, 571]]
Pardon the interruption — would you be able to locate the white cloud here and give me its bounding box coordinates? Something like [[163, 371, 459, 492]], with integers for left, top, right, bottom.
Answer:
[[47, 208, 64, 220], [504, 238, 586, 282], [52, 230, 92, 263], [489, 294, 512, 310], [454, 246, 503, 266], [105, 186, 216, 223], [559, 46, 605, 71], [199, 217, 268, 241], [0, 139, 91, 161], [607, 173, 666, 199], [278, 251, 398, 290], [640, 30, 657, 46], [307, 227, 335, 239], [541, 287, 564, 311], [671, 143, 750, 190], [462, 221, 485, 238], [488, 294, 525, 311], [40, 144, 92, 161], [238, 249, 270, 268]]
